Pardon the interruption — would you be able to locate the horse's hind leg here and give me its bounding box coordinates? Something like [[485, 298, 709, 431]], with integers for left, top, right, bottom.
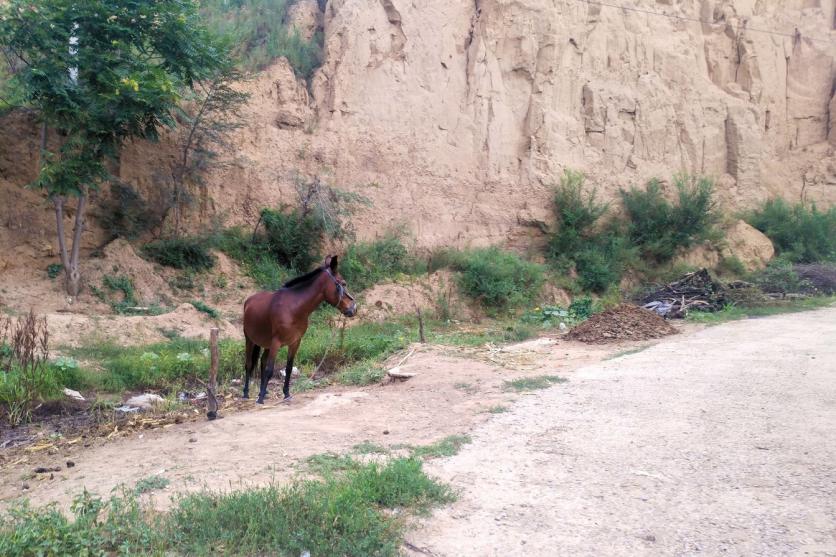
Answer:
[[281, 340, 301, 401], [257, 339, 281, 404], [243, 337, 260, 400]]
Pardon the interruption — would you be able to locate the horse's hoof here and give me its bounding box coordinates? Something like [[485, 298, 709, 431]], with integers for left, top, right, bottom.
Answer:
[[241, 394, 249, 400], [256, 398, 264, 405], [282, 395, 293, 403]]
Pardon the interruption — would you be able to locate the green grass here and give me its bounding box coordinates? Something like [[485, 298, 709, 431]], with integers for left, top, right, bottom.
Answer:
[[303, 453, 361, 476], [503, 375, 567, 392], [190, 300, 220, 320], [0, 359, 86, 426], [352, 442, 390, 455], [134, 475, 170, 495], [686, 296, 836, 325], [66, 318, 415, 393], [410, 435, 471, 459], [0, 458, 452, 557], [484, 405, 508, 414]]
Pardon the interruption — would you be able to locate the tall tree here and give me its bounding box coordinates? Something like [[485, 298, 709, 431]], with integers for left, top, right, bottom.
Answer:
[[0, 0, 223, 295]]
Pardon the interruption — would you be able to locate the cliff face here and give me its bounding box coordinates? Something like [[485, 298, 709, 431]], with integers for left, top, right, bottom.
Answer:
[[3, 0, 836, 254]]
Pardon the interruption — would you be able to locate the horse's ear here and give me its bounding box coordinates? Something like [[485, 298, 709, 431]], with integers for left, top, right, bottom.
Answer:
[[329, 255, 339, 272], [323, 255, 333, 268]]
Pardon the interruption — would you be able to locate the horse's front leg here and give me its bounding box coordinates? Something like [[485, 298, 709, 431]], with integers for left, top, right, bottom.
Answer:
[[282, 341, 301, 401], [257, 339, 281, 404]]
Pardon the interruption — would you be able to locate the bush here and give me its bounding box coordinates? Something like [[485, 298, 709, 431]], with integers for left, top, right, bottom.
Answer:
[[97, 182, 160, 240], [456, 247, 544, 313], [574, 233, 633, 293], [261, 208, 323, 272], [547, 170, 609, 261], [190, 301, 220, 319], [749, 259, 813, 295], [620, 175, 717, 262], [341, 235, 423, 292], [547, 171, 632, 293], [143, 237, 216, 271], [746, 198, 836, 263], [211, 227, 291, 290]]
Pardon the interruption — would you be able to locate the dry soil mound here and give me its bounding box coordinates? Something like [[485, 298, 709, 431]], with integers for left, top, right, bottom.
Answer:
[[567, 304, 677, 344]]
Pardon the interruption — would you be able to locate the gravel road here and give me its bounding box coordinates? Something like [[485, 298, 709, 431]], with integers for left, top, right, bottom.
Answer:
[[410, 308, 836, 556]]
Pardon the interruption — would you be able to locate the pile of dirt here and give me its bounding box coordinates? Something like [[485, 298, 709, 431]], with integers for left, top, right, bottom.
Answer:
[[566, 304, 678, 344]]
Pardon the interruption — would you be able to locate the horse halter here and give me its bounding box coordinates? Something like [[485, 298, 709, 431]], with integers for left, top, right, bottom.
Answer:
[[325, 268, 354, 308]]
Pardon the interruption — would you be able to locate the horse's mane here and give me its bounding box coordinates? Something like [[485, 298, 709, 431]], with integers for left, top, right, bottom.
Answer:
[[282, 267, 324, 290]]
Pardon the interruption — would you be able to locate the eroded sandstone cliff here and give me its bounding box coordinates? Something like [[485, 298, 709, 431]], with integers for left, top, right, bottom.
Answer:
[[2, 0, 835, 255]]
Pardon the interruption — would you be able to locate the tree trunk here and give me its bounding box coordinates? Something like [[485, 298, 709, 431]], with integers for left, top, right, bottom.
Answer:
[[53, 191, 87, 297]]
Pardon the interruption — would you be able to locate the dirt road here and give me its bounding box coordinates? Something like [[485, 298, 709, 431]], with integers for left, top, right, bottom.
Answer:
[[408, 308, 836, 556], [1, 335, 622, 510]]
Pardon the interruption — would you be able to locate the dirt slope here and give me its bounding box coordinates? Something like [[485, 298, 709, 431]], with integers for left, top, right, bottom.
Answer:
[[409, 307, 836, 556]]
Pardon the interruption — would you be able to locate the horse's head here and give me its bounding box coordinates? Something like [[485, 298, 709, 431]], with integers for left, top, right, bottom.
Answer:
[[323, 255, 357, 317]]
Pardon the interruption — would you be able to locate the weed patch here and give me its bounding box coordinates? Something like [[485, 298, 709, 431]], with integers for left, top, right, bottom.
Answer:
[[411, 435, 472, 459], [190, 300, 220, 319], [0, 458, 453, 557], [134, 475, 170, 495], [143, 237, 215, 271], [503, 375, 567, 392]]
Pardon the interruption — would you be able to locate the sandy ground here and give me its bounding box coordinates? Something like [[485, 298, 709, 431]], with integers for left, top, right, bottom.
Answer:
[[408, 308, 836, 556]]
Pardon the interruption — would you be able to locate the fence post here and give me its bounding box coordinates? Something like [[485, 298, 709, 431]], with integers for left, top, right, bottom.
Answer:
[[207, 327, 219, 420]]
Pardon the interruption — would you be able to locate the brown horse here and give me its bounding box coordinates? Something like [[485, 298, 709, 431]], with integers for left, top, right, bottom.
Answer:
[[242, 255, 357, 404]]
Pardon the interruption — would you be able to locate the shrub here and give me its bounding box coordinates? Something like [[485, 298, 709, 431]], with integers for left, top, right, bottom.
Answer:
[[749, 259, 813, 295], [620, 175, 717, 262], [456, 247, 545, 313], [46, 263, 63, 279], [261, 208, 323, 272], [548, 169, 609, 260], [190, 301, 220, 320], [746, 198, 836, 263], [97, 182, 160, 240], [211, 227, 291, 290], [143, 237, 216, 271], [341, 235, 423, 292], [717, 255, 747, 277], [547, 171, 632, 293]]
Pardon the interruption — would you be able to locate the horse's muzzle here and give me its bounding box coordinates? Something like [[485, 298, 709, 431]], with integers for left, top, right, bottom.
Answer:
[[342, 302, 357, 318]]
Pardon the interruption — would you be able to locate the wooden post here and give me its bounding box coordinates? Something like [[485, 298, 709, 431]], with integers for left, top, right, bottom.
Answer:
[[416, 307, 426, 343], [207, 327, 219, 420]]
